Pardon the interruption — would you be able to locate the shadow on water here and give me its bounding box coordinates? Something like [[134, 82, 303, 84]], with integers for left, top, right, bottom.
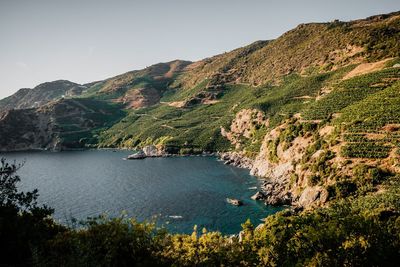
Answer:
[[0, 150, 284, 234]]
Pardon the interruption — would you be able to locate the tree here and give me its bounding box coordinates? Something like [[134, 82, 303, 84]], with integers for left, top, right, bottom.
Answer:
[[0, 158, 61, 266]]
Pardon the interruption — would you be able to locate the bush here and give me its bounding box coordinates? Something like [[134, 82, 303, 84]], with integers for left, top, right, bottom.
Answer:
[[0, 158, 63, 266], [2, 158, 400, 266]]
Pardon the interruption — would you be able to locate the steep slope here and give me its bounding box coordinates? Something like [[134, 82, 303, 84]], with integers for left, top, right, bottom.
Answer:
[[0, 12, 399, 208], [0, 98, 125, 151], [0, 60, 191, 113], [0, 80, 86, 112], [176, 11, 400, 90], [81, 60, 192, 109]]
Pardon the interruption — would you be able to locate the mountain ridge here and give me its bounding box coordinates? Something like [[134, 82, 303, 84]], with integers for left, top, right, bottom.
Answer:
[[0, 10, 399, 208]]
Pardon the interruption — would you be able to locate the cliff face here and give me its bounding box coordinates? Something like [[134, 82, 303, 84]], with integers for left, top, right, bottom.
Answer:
[[0, 98, 125, 151], [221, 61, 400, 207], [0, 12, 399, 208], [0, 108, 59, 151]]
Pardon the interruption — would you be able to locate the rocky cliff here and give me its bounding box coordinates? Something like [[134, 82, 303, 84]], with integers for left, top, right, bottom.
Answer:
[[0, 98, 125, 151], [0, 11, 399, 209]]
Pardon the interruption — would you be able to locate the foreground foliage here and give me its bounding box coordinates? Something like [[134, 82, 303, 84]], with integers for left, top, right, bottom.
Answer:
[[1, 158, 399, 266]]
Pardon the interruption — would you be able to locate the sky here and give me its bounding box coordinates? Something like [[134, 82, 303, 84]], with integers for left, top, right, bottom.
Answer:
[[0, 0, 399, 98]]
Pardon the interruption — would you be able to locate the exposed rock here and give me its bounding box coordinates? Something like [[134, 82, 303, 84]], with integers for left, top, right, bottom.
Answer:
[[230, 109, 266, 139], [251, 191, 265, 200], [245, 120, 321, 207], [238, 231, 244, 242], [127, 150, 146, 159], [180, 91, 223, 108], [226, 198, 243, 206], [227, 234, 238, 244], [262, 180, 292, 206], [0, 109, 58, 151], [0, 98, 124, 151], [220, 151, 253, 169], [221, 109, 268, 150], [142, 145, 163, 157], [298, 186, 329, 208]]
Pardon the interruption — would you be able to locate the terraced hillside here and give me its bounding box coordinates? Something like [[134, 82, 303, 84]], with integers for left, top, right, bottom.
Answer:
[[2, 10, 400, 266], [0, 11, 399, 206]]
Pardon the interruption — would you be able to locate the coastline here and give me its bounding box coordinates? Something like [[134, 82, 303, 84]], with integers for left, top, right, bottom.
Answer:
[[0, 146, 294, 208]]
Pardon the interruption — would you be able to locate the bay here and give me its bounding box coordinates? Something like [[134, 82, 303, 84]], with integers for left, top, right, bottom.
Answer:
[[1, 150, 282, 234]]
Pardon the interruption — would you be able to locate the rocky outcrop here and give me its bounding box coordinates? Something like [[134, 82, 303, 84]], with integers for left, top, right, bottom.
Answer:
[[297, 186, 329, 208], [226, 198, 243, 206], [261, 180, 292, 205], [127, 145, 167, 159], [220, 108, 332, 208], [180, 91, 223, 108], [251, 191, 265, 200], [127, 150, 146, 159], [0, 98, 125, 151], [142, 145, 165, 157], [221, 109, 268, 150], [220, 151, 253, 169], [0, 109, 59, 151]]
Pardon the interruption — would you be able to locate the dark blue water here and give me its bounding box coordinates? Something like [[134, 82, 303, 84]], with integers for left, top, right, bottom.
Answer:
[[1, 150, 282, 234]]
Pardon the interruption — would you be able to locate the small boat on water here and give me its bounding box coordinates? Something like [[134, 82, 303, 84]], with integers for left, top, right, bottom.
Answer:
[[226, 198, 243, 206], [127, 150, 146, 159]]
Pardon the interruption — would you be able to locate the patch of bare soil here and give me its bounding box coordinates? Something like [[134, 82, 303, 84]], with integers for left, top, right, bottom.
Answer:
[[316, 86, 334, 100], [343, 58, 392, 80], [202, 99, 220, 105], [163, 61, 185, 78], [161, 124, 174, 129], [293, 95, 313, 99], [116, 87, 160, 109], [164, 101, 186, 108], [382, 124, 400, 132], [365, 133, 386, 140], [319, 125, 334, 136]]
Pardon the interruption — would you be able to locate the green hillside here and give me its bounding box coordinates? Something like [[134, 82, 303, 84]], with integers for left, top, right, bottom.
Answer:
[[1, 10, 400, 266]]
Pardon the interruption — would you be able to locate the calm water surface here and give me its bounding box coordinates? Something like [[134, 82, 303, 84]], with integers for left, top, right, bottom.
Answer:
[[1, 150, 282, 234]]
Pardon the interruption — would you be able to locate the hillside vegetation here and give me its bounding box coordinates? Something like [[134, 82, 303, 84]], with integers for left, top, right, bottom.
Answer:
[[0, 11, 400, 266], [1, 158, 399, 266], [0, 12, 399, 201]]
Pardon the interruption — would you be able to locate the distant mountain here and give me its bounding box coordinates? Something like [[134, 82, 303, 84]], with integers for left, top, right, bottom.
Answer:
[[0, 11, 399, 207], [0, 80, 86, 112]]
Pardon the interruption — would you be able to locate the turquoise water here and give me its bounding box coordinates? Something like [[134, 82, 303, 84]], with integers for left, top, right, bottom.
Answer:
[[1, 150, 282, 234]]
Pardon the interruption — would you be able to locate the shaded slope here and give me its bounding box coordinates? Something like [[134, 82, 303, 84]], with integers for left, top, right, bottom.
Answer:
[[0, 80, 86, 112], [0, 98, 125, 151]]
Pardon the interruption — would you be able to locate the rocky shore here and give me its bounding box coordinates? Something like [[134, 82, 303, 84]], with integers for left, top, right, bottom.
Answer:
[[219, 152, 253, 169], [219, 151, 294, 207], [127, 145, 218, 159]]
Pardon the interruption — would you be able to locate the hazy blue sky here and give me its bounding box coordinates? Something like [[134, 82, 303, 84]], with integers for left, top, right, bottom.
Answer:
[[0, 0, 399, 98]]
